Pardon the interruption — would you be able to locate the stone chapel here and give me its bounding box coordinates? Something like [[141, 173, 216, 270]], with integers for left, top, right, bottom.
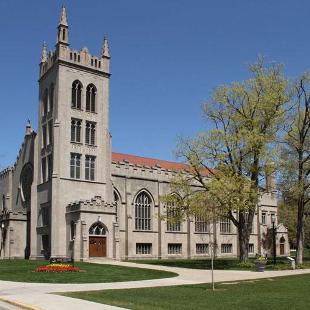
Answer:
[[0, 7, 289, 261]]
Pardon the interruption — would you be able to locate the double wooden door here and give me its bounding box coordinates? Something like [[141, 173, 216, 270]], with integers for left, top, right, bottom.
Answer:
[[89, 236, 107, 257]]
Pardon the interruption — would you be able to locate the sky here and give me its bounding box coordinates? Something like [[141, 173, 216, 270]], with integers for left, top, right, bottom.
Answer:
[[1, 0, 310, 170]]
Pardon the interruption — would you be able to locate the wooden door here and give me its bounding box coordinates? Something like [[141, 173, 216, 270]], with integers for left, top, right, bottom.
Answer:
[[280, 243, 285, 255], [89, 236, 107, 257]]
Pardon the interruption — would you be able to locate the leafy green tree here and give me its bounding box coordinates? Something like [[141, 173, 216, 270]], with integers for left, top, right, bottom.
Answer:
[[279, 74, 310, 264], [164, 59, 290, 262]]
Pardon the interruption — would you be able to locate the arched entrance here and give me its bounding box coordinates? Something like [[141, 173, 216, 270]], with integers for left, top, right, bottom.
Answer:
[[89, 222, 107, 257]]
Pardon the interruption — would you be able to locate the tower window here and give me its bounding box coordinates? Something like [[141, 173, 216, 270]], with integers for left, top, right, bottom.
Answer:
[[62, 28, 66, 41], [48, 120, 53, 145], [71, 119, 82, 143], [70, 153, 81, 179], [49, 84, 54, 112], [86, 84, 96, 112], [43, 88, 48, 116], [47, 154, 53, 180], [41, 157, 47, 183], [71, 80, 82, 109], [42, 124, 47, 148], [85, 155, 96, 181], [85, 122, 96, 145]]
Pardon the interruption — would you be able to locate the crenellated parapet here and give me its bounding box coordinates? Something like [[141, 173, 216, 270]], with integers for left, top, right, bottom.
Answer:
[[111, 160, 181, 182], [0, 167, 13, 180], [40, 44, 110, 79], [66, 195, 116, 214]]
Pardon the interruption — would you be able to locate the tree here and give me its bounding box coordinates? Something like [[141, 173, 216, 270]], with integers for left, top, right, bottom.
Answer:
[[164, 58, 290, 262], [279, 74, 310, 264]]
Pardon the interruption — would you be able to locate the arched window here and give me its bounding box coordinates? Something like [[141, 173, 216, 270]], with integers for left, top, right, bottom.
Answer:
[[49, 83, 54, 112], [135, 191, 152, 231], [114, 190, 120, 222], [70, 221, 75, 241], [166, 195, 181, 232], [86, 84, 96, 112], [71, 80, 82, 109], [85, 122, 96, 145], [20, 163, 33, 205], [43, 88, 48, 116], [89, 222, 106, 235], [71, 119, 81, 143], [167, 207, 181, 232]]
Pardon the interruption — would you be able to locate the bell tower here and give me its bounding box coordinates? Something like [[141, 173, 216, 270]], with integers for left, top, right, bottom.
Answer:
[[32, 6, 113, 259]]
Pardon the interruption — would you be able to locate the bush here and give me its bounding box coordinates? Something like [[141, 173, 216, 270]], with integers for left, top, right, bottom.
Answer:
[[236, 262, 255, 269]]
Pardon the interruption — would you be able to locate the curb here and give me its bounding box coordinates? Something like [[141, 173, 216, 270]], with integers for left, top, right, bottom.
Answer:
[[0, 296, 42, 310]]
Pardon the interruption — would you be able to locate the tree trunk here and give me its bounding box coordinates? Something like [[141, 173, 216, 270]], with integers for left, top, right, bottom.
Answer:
[[238, 225, 250, 262], [296, 197, 305, 265], [296, 150, 305, 265]]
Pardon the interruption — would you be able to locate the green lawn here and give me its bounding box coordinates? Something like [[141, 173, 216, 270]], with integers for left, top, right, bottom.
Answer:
[[0, 260, 176, 283], [130, 257, 310, 270], [63, 274, 310, 310]]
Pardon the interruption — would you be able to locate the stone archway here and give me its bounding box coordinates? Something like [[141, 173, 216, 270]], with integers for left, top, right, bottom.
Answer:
[[89, 222, 107, 257]]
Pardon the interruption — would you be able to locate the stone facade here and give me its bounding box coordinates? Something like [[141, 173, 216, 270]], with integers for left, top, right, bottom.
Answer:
[[0, 7, 289, 261]]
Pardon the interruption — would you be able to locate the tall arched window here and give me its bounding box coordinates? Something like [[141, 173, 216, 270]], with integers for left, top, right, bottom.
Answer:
[[71, 80, 83, 109], [43, 88, 48, 116], [89, 222, 106, 235], [86, 84, 96, 112], [114, 190, 120, 222], [70, 221, 75, 241], [167, 204, 181, 232], [49, 83, 54, 112], [135, 191, 152, 231]]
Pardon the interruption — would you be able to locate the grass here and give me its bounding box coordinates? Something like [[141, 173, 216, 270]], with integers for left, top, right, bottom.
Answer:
[[0, 260, 177, 283], [130, 257, 310, 270], [63, 274, 310, 310]]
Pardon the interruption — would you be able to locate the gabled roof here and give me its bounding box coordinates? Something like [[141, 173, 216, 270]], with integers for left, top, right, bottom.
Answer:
[[112, 152, 190, 172]]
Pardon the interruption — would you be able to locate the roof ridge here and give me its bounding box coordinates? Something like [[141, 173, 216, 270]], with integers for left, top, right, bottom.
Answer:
[[111, 152, 186, 166]]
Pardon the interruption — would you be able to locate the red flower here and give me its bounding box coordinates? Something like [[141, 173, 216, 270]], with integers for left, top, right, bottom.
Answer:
[[34, 266, 80, 272]]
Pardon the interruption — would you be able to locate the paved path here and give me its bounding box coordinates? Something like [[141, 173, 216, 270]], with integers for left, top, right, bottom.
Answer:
[[0, 260, 309, 310]]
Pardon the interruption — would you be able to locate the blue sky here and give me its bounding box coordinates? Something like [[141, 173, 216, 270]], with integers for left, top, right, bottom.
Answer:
[[1, 0, 310, 169]]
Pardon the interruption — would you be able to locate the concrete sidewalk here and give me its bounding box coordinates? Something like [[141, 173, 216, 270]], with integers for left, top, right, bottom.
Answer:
[[0, 260, 309, 310]]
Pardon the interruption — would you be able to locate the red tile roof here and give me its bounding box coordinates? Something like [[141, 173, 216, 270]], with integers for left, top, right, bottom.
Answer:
[[112, 152, 190, 172]]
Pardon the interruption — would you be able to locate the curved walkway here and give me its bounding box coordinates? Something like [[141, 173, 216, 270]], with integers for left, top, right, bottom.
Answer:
[[0, 260, 309, 310]]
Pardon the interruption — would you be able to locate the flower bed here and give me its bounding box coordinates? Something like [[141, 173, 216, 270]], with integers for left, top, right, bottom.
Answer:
[[34, 263, 81, 272]]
